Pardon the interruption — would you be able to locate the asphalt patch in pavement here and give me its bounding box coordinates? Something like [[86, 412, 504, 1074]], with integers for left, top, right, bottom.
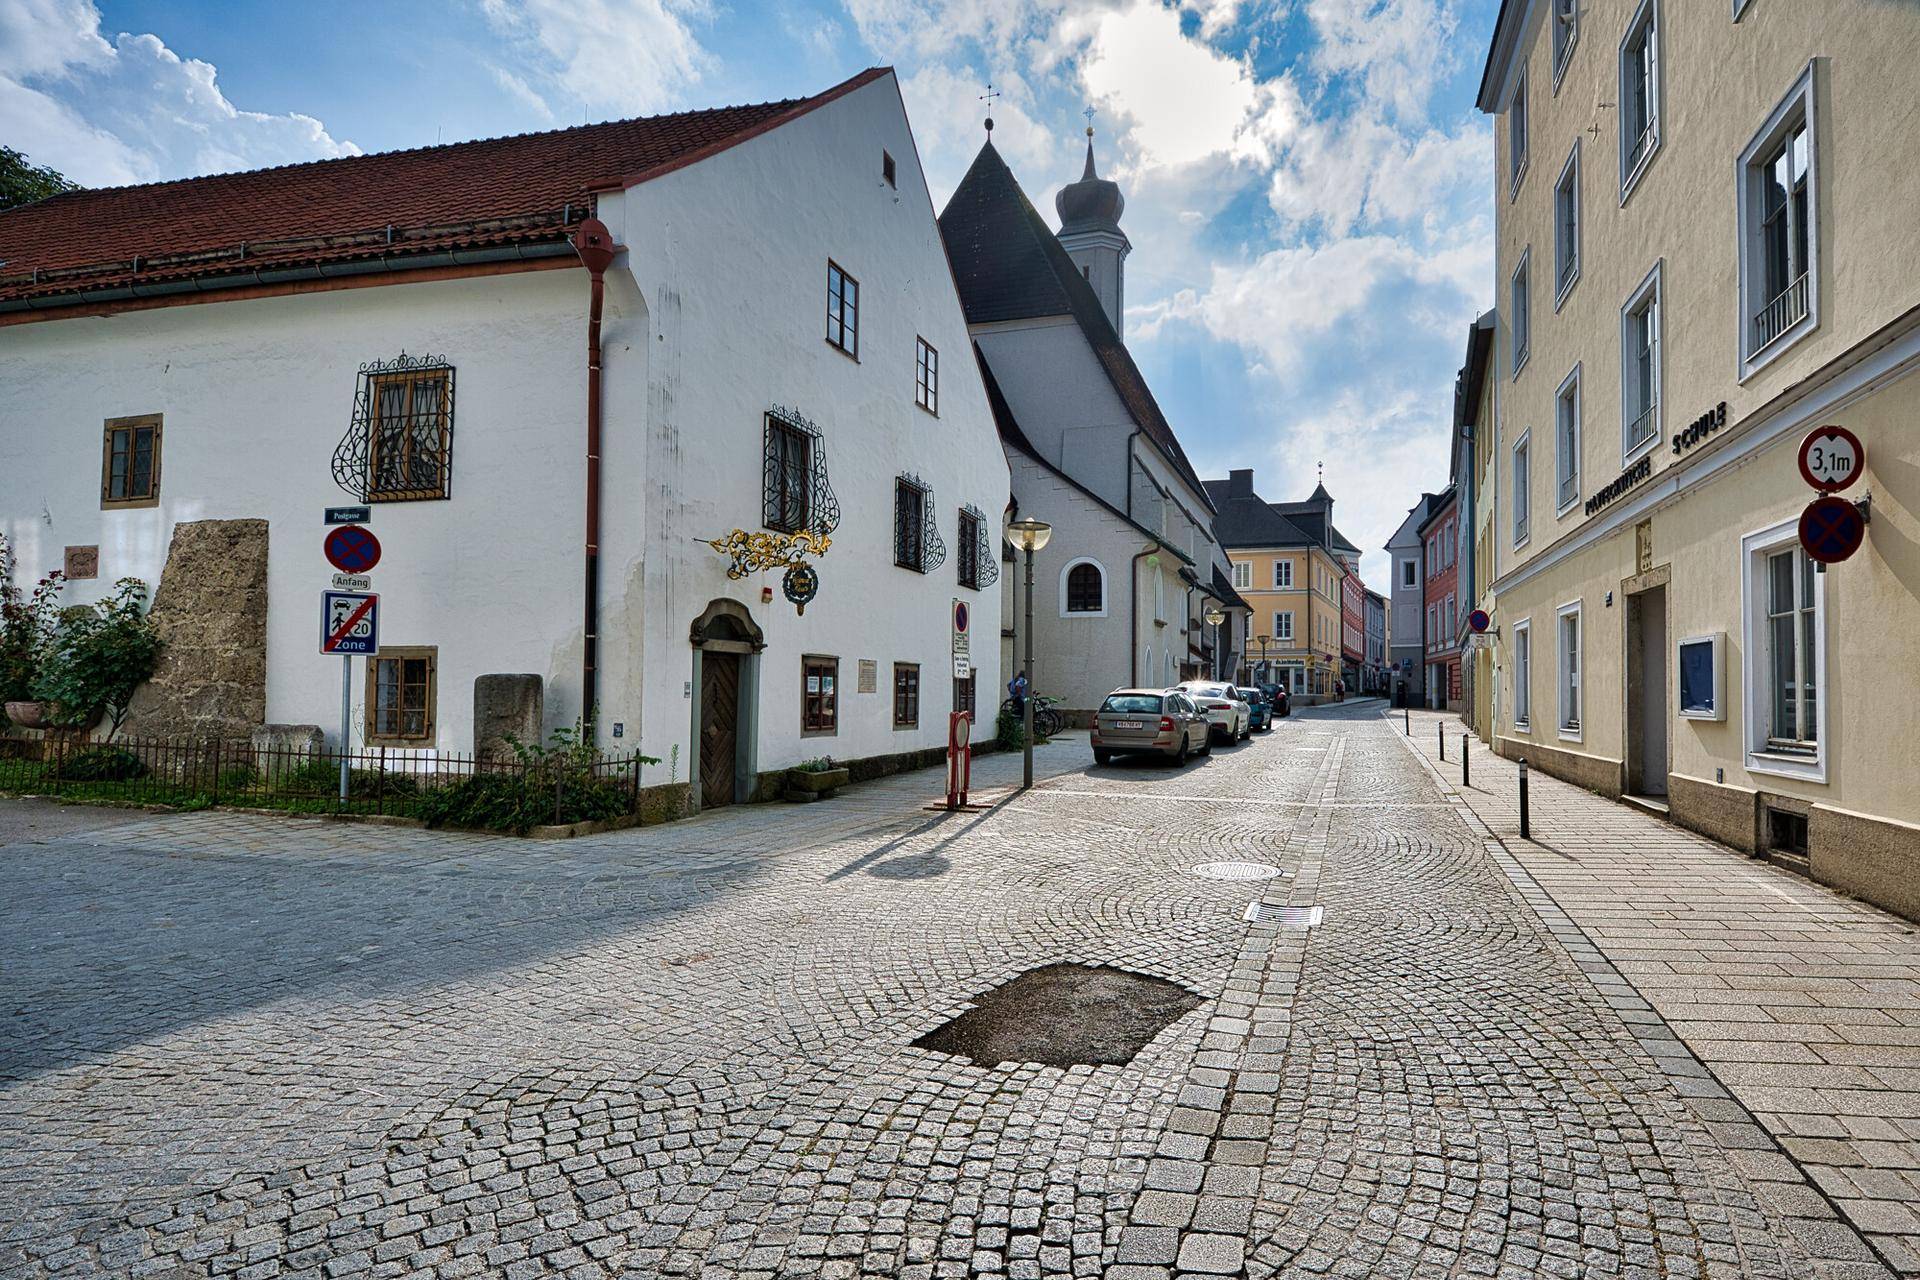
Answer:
[[913, 962, 1204, 1067]]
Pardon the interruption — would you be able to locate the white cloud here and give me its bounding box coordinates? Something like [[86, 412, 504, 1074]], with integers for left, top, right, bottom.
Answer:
[[1268, 110, 1486, 235], [1067, 0, 1269, 167], [1, 0, 358, 186], [1305, 0, 1460, 121], [479, 0, 713, 117]]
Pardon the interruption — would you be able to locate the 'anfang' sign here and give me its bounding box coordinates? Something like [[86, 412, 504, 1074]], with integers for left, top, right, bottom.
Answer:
[[1585, 454, 1653, 517]]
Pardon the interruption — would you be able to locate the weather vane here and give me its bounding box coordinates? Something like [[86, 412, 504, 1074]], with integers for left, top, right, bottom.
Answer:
[[980, 82, 1000, 134], [1083, 105, 1096, 137]]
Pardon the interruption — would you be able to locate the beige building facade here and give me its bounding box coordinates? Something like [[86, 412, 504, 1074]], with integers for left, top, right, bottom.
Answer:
[[1478, 1, 1920, 920]]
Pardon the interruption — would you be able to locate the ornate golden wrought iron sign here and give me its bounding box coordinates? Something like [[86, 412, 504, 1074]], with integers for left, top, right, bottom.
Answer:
[[703, 528, 830, 614]]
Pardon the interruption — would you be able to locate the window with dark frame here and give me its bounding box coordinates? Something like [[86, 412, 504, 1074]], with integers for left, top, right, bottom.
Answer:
[[766, 416, 812, 533], [368, 368, 451, 500], [802, 656, 838, 733], [882, 150, 896, 188], [827, 261, 859, 357], [1066, 562, 1103, 613], [367, 646, 436, 744], [893, 663, 920, 728], [957, 507, 980, 588], [916, 337, 939, 415], [101, 414, 161, 506], [895, 479, 925, 569]]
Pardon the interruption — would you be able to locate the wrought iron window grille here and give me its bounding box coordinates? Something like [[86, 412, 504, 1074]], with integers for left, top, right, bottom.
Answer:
[[894, 473, 946, 574], [762, 406, 840, 535], [957, 503, 998, 590], [333, 353, 455, 502]]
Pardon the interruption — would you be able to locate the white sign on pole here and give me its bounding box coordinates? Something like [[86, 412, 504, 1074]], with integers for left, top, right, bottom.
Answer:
[[953, 654, 971, 679], [331, 572, 373, 592]]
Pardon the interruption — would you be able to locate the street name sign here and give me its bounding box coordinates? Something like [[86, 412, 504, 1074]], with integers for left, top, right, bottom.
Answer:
[[320, 591, 380, 655], [1798, 426, 1864, 493], [324, 506, 372, 525]]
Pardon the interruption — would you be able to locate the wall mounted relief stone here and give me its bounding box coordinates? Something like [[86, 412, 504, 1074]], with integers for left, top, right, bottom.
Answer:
[[121, 519, 269, 739]]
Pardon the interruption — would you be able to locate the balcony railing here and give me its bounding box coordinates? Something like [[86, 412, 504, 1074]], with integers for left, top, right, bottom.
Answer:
[[1557, 253, 1578, 296], [1624, 119, 1657, 180], [1627, 401, 1658, 450], [1752, 272, 1810, 352]]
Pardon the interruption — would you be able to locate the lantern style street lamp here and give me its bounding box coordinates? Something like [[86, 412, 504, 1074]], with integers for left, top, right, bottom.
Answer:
[[1204, 605, 1226, 681], [1005, 518, 1053, 790], [1255, 632, 1272, 683]]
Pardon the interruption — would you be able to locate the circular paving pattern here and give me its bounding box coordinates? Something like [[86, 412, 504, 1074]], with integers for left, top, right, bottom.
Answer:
[[1191, 860, 1286, 881]]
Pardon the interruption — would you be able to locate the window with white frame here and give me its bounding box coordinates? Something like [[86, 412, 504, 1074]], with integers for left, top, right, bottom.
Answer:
[[1508, 68, 1530, 196], [1619, 0, 1661, 198], [1622, 263, 1662, 458], [1747, 535, 1822, 764], [1555, 365, 1581, 511], [1739, 64, 1818, 375], [1427, 605, 1436, 650], [1274, 559, 1293, 588], [1512, 431, 1531, 546], [1556, 601, 1582, 736], [1232, 560, 1251, 590], [1512, 619, 1532, 728], [1275, 610, 1294, 642], [1551, 0, 1578, 87], [1554, 143, 1580, 304], [1511, 250, 1531, 376], [1400, 557, 1417, 590]]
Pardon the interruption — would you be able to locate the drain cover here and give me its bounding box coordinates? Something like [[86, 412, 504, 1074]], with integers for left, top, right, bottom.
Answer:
[[912, 963, 1203, 1067], [1244, 903, 1323, 928], [1192, 861, 1285, 881]]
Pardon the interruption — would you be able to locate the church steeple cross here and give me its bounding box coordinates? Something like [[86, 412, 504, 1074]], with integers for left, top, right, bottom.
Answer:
[[980, 82, 1000, 133]]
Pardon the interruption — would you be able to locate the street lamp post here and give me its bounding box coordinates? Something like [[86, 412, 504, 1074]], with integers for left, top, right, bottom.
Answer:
[[1254, 632, 1272, 683], [1005, 517, 1053, 790], [1204, 605, 1226, 681]]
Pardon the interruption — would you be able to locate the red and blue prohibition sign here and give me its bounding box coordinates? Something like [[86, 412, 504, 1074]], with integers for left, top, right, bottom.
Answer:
[[324, 524, 382, 574], [1798, 497, 1865, 565]]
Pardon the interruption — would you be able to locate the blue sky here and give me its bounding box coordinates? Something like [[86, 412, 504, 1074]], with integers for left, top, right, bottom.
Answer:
[[4, 0, 1499, 584]]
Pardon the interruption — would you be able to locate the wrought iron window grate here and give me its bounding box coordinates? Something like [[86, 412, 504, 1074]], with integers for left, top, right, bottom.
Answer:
[[763, 406, 840, 535], [957, 504, 998, 589], [894, 473, 946, 574], [333, 354, 456, 502]]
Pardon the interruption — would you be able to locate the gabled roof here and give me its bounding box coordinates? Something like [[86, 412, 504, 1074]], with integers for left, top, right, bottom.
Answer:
[[1417, 483, 1459, 536], [0, 67, 890, 308], [1266, 499, 1359, 555], [939, 140, 1210, 507], [980, 345, 1194, 567], [1210, 564, 1253, 612], [1203, 479, 1316, 549], [1387, 493, 1438, 550]]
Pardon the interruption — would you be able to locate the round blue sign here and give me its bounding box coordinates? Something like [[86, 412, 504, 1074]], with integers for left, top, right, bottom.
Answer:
[[1468, 608, 1491, 634], [1798, 496, 1864, 565], [324, 524, 381, 574]]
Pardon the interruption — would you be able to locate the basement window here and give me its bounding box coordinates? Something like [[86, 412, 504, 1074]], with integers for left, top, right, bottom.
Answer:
[[1767, 807, 1808, 857], [367, 646, 436, 745]]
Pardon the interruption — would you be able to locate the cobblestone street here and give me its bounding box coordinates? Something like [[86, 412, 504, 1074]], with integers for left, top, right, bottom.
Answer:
[[0, 704, 1904, 1279]]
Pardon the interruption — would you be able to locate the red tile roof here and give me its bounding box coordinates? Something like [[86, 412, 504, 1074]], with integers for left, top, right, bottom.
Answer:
[[0, 67, 889, 308]]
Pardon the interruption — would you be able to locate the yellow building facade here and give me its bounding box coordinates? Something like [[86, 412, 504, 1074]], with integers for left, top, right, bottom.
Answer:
[[1478, 2, 1920, 918], [1229, 546, 1347, 697]]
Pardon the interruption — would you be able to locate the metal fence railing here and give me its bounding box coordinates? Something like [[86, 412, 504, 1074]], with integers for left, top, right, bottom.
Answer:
[[0, 734, 648, 828]]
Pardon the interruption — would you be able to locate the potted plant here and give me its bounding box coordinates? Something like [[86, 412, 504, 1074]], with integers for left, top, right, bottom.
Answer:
[[32, 578, 162, 739], [0, 536, 64, 731], [786, 755, 851, 801]]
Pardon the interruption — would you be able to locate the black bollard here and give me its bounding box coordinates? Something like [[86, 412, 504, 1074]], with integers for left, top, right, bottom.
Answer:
[[1438, 721, 1446, 761], [1462, 732, 1470, 788], [1519, 758, 1530, 839], [1404, 706, 1410, 735]]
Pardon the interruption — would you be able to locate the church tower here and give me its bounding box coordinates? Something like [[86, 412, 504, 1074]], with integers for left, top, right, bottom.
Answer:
[[1054, 128, 1130, 335]]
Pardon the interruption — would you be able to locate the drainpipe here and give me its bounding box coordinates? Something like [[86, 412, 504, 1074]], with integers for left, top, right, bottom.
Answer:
[[1128, 543, 1154, 686], [573, 217, 620, 737]]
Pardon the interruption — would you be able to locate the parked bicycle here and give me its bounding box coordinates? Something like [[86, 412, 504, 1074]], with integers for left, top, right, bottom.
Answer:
[[1001, 693, 1063, 738]]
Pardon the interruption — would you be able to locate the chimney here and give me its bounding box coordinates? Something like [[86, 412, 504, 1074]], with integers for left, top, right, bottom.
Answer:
[[1228, 469, 1254, 499]]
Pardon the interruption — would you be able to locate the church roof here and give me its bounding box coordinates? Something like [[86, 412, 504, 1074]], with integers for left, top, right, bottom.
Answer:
[[939, 140, 1210, 507], [1267, 499, 1360, 555], [0, 67, 891, 308]]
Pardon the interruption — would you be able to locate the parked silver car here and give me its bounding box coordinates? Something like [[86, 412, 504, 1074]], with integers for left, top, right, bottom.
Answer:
[[1172, 681, 1251, 742], [1091, 689, 1212, 765]]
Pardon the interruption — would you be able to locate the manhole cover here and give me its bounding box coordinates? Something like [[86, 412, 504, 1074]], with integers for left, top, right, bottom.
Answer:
[[912, 963, 1203, 1067], [1244, 903, 1323, 928], [1191, 861, 1285, 881]]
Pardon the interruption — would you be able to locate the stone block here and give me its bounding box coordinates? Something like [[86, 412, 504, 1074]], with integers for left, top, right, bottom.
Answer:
[[121, 519, 269, 739], [473, 675, 543, 763], [251, 724, 325, 774]]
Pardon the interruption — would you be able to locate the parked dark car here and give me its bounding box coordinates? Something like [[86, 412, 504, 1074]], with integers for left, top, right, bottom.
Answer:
[[1239, 686, 1274, 732], [1258, 682, 1291, 718]]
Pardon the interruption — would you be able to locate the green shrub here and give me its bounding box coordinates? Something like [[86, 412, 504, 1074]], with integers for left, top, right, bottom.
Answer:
[[60, 745, 148, 782], [32, 578, 161, 737], [793, 755, 840, 773], [272, 757, 418, 798], [413, 773, 630, 835], [995, 705, 1026, 751], [216, 764, 261, 791]]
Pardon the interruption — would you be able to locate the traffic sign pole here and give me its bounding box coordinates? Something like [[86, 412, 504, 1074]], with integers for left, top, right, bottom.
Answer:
[[339, 655, 351, 802]]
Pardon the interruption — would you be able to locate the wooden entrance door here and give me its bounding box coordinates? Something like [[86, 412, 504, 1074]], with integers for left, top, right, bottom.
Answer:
[[700, 651, 741, 808]]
